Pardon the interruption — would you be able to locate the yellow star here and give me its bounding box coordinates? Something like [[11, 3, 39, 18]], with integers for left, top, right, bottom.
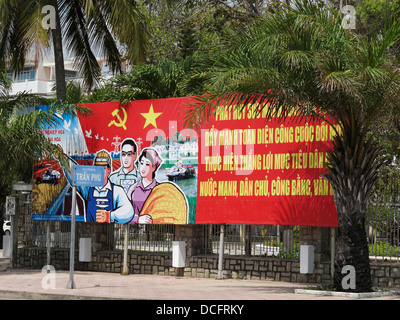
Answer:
[[141, 104, 162, 129]]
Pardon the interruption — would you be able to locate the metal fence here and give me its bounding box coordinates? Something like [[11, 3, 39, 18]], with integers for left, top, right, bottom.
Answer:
[[27, 220, 75, 248], [109, 224, 300, 256], [367, 193, 400, 261], [25, 218, 299, 257], [200, 224, 299, 258], [112, 224, 175, 253], [23, 197, 400, 261]]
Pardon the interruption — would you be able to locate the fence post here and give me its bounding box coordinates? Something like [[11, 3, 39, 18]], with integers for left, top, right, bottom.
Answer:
[[46, 222, 51, 267], [9, 196, 18, 268], [299, 226, 331, 277], [217, 224, 225, 279], [122, 223, 129, 275], [244, 225, 251, 256]]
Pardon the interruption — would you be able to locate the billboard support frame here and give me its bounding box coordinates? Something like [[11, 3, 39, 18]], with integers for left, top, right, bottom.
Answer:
[[217, 224, 225, 279], [66, 186, 77, 289], [122, 224, 129, 275]]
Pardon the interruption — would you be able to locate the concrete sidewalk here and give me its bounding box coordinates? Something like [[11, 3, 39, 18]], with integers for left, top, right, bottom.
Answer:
[[0, 267, 399, 301]]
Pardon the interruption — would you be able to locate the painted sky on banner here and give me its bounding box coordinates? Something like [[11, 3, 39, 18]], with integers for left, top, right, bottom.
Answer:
[[32, 97, 337, 226]]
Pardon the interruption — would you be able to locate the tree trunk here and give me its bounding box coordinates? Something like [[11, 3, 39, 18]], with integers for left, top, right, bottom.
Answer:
[[324, 118, 382, 293], [333, 191, 372, 292], [51, 2, 67, 101]]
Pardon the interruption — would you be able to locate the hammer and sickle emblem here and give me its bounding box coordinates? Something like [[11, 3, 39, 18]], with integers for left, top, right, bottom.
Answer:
[[108, 107, 128, 130]]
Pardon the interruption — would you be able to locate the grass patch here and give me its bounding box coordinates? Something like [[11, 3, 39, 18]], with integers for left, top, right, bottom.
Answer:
[[369, 242, 400, 257]]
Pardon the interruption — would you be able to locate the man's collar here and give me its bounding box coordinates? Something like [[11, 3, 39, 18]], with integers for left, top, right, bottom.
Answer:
[[96, 180, 112, 192], [117, 166, 138, 176]]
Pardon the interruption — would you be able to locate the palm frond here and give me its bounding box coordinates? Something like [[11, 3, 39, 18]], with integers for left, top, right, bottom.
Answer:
[[60, 0, 101, 90], [101, 0, 149, 65], [0, 2, 27, 74]]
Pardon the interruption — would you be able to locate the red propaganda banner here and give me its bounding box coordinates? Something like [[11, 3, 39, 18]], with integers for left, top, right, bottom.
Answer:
[[33, 97, 198, 224], [32, 97, 338, 227], [195, 104, 338, 227]]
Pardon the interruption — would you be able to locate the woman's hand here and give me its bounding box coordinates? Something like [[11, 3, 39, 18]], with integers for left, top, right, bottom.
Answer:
[[138, 214, 153, 224]]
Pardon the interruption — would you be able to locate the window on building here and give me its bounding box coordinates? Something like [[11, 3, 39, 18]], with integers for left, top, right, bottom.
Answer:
[[65, 70, 77, 79], [15, 68, 35, 82]]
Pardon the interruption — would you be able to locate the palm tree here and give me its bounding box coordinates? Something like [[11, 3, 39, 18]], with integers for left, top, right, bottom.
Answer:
[[0, 71, 90, 183], [0, 69, 91, 215], [0, 0, 149, 101], [0, 70, 92, 253], [186, 0, 400, 292], [86, 57, 208, 103]]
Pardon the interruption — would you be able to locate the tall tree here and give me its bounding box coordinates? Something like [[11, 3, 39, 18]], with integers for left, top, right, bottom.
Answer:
[[0, 70, 91, 234], [186, 0, 400, 292], [86, 57, 208, 103], [144, 0, 261, 64], [0, 70, 91, 186], [0, 0, 149, 100]]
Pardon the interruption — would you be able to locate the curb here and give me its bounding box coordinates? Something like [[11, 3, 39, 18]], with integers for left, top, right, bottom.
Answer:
[[294, 289, 397, 299], [0, 289, 131, 300]]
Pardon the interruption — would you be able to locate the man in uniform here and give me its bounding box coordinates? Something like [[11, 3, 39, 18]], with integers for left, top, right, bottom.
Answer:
[[109, 138, 141, 193], [64, 149, 134, 224]]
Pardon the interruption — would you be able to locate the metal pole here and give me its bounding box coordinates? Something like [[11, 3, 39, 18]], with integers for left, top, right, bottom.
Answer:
[[66, 186, 77, 289], [330, 227, 335, 286], [46, 221, 51, 268], [122, 223, 129, 275], [217, 224, 225, 279]]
